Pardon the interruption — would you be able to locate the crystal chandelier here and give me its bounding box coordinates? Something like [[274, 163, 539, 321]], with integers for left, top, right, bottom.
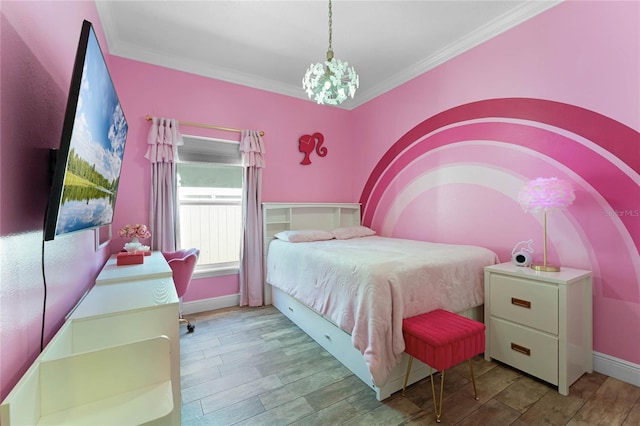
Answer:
[[302, 0, 359, 105]]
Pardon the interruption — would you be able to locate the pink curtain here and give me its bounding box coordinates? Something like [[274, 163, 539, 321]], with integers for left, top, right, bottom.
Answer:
[[239, 130, 266, 306], [145, 117, 182, 252]]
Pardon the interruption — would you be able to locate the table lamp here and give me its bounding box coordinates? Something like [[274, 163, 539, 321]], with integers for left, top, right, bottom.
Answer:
[[517, 177, 575, 272]]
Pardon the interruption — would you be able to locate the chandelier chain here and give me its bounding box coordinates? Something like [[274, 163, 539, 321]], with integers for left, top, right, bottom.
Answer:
[[328, 0, 333, 51]]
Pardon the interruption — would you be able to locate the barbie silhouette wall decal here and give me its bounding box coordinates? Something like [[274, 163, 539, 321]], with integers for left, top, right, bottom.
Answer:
[[298, 132, 327, 165]]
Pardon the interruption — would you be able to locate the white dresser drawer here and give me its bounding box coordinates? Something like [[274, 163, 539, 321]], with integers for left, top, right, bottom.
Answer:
[[489, 317, 558, 385], [490, 274, 558, 334]]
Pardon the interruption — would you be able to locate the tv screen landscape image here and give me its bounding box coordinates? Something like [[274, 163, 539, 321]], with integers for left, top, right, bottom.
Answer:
[[44, 20, 128, 241]]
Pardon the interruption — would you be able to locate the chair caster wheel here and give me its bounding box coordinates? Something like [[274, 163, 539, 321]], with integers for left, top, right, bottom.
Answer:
[[187, 324, 195, 333]]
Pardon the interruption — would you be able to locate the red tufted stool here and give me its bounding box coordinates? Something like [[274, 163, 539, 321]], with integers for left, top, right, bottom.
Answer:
[[402, 309, 486, 423]]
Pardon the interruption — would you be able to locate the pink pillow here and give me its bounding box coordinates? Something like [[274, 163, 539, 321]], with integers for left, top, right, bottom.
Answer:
[[274, 230, 335, 243], [331, 226, 376, 240]]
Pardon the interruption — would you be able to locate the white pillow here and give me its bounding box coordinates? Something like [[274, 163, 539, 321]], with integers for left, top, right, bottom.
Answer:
[[331, 226, 376, 240], [274, 229, 335, 243]]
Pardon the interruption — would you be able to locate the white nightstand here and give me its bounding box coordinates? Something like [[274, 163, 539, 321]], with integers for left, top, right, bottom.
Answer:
[[484, 262, 593, 395]]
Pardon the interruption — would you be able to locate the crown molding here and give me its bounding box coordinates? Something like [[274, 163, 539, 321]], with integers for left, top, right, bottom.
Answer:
[[97, 1, 562, 110], [352, 0, 562, 108]]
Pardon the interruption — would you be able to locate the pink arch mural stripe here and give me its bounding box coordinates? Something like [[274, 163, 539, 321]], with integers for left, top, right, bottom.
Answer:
[[359, 98, 640, 225], [366, 121, 640, 248]]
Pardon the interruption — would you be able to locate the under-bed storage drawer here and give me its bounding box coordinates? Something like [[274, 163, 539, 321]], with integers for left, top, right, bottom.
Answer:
[[271, 286, 375, 388], [280, 297, 344, 351], [489, 317, 558, 385]]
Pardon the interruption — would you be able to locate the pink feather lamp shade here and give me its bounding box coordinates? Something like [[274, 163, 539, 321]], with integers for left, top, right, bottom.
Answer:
[[518, 177, 575, 272]]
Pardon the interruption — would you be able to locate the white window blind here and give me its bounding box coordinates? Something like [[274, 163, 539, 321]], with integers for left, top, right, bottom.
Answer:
[[178, 135, 242, 165]]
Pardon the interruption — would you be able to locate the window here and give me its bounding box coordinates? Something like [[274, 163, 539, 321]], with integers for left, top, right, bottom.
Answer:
[[177, 136, 243, 276]]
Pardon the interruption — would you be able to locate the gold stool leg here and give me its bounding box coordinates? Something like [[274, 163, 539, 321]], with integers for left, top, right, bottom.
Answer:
[[468, 359, 479, 401], [430, 367, 445, 423], [179, 317, 195, 333], [402, 356, 414, 396]]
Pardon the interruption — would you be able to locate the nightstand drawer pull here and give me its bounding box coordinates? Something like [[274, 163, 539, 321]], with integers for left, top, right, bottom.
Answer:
[[511, 343, 531, 356], [511, 297, 531, 309]]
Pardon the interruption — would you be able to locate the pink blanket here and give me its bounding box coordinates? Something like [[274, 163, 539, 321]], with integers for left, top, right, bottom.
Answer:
[[266, 236, 499, 386]]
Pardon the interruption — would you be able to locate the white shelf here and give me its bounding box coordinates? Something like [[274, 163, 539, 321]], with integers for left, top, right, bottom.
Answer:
[[262, 202, 360, 237], [38, 336, 173, 425]]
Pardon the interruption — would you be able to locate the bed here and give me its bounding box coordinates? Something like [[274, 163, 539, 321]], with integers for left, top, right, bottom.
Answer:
[[262, 203, 499, 400]]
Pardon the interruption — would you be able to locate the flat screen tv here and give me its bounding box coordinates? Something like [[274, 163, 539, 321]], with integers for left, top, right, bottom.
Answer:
[[44, 20, 127, 241]]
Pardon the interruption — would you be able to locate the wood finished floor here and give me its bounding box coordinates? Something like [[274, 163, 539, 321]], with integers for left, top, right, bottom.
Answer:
[[179, 306, 640, 425]]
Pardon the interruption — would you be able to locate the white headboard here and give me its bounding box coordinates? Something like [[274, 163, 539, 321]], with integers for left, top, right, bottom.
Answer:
[[261, 202, 361, 304]]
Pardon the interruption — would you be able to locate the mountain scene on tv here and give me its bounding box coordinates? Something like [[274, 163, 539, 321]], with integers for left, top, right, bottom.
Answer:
[[55, 32, 127, 236]]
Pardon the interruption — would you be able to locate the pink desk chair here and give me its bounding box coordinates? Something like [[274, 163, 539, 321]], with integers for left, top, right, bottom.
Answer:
[[162, 248, 200, 333]]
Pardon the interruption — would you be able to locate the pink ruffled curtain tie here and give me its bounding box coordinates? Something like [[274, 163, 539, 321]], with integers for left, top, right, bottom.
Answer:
[[145, 117, 183, 163], [240, 130, 266, 168]]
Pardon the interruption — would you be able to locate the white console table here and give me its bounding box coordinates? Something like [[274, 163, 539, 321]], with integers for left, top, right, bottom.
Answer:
[[1, 252, 180, 425]]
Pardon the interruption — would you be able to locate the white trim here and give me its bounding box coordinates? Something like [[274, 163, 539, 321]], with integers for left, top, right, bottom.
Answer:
[[181, 294, 239, 315], [593, 351, 640, 388], [94, 225, 112, 251], [192, 266, 238, 279]]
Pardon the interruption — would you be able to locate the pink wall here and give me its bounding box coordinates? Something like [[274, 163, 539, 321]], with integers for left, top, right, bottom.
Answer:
[[0, 1, 111, 401], [351, 1, 640, 365], [107, 57, 354, 301]]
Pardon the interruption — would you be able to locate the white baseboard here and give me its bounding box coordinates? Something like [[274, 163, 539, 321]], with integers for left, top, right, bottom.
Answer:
[[593, 351, 640, 387], [182, 294, 240, 315]]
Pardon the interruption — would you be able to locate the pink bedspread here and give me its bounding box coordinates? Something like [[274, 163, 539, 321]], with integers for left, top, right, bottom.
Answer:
[[266, 236, 499, 386]]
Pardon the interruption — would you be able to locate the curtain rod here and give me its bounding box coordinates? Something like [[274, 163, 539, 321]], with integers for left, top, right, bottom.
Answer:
[[145, 115, 264, 136]]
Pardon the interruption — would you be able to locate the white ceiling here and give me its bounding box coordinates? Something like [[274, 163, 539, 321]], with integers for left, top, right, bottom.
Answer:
[[96, 0, 560, 109]]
